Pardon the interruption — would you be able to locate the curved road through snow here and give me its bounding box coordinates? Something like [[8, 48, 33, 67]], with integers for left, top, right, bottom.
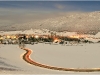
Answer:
[[22, 48, 100, 72]]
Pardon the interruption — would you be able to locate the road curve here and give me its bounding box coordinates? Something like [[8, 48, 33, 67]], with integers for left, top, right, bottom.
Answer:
[[22, 48, 100, 72]]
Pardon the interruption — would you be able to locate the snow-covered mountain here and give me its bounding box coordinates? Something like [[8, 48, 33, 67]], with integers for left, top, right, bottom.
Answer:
[[0, 11, 100, 34]]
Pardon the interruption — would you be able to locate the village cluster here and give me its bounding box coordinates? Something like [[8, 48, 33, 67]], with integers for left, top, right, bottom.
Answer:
[[0, 29, 100, 45]]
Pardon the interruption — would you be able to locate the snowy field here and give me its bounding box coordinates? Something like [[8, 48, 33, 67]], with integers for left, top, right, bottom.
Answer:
[[0, 43, 100, 74]]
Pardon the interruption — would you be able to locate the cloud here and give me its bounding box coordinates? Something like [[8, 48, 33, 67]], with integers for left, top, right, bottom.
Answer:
[[54, 4, 65, 9]]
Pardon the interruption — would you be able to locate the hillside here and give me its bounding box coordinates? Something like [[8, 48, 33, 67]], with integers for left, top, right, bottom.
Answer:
[[0, 11, 100, 34]]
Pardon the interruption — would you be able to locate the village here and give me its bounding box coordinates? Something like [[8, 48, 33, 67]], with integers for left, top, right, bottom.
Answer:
[[0, 29, 100, 45]]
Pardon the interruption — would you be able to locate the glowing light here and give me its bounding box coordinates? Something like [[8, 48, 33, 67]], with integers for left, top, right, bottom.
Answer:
[[11, 36, 16, 39], [73, 35, 79, 38], [0, 37, 3, 40], [69, 35, 81, 39], [35, 35, 39, 38], [26, 35, 29, 38], [13, 36, 16, 39], [53, 38, 60, 42], [7, 35, 10, 39]]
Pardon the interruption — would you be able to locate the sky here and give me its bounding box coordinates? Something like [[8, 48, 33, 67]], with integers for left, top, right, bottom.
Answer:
[[0, 1, 100, 13], [0, 1, 100, 25]]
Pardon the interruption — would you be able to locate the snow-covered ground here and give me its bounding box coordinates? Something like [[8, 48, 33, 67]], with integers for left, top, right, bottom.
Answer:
[[0, 43, 100, 74]]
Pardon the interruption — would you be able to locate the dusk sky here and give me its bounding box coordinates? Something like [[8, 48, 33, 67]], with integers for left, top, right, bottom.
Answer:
[[0, 1, 100, 25], [0, 1, 100, 13]]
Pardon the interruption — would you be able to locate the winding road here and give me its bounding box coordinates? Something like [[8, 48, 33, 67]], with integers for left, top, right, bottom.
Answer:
[[22, 48, 100, 72]]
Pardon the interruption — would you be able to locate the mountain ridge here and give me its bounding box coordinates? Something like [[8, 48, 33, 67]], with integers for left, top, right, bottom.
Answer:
[[0, 11, 100, 34]]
